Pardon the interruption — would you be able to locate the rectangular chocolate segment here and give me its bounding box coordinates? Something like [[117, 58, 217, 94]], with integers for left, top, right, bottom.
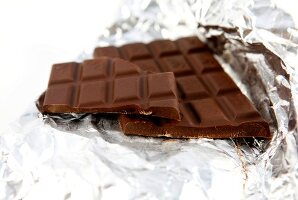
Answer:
[[94, 36, 271, 138], [42, 58, 181, 120]]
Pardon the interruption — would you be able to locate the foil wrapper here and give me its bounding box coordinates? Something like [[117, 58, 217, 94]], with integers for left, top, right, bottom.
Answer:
[[1, 0, 297, 199]]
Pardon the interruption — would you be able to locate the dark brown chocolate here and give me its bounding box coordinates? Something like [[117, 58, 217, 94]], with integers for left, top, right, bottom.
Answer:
[[94, 36, 271, 138], [42, 58, 181, 120]]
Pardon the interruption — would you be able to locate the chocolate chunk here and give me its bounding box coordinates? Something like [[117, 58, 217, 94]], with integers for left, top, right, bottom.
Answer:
[[94, 36, 271, 138], [41, 57, 181, 120]]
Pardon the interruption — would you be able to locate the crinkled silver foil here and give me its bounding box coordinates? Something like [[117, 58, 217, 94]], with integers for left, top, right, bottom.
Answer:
[[1, 0, 297, 199]]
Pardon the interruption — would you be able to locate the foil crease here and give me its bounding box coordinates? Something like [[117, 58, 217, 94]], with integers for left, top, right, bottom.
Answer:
[[1, 0, 297, 199]]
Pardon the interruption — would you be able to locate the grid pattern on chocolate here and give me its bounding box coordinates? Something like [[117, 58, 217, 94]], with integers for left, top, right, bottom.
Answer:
[[94, 36, 270, 138], [43, 58, 180, 120]]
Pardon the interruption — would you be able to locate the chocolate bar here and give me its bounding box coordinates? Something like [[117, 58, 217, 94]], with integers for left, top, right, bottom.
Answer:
[[41, 58, 181, 120], [94, 37, 271, 138]]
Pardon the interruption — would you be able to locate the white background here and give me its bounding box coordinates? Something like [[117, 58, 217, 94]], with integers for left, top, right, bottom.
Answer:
[[0, 0, 122, 132]]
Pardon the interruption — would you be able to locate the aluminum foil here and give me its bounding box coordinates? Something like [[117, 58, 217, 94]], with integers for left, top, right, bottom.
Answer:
[[1, 0, 297, 199]]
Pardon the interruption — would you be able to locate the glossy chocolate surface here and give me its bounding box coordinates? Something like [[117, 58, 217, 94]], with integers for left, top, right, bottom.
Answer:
[[94, 37, 271, 138], [42, 58, 180, 120]]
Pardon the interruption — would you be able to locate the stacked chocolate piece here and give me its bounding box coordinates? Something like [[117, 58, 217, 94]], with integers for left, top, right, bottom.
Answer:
[[39, 36, 271, 139]]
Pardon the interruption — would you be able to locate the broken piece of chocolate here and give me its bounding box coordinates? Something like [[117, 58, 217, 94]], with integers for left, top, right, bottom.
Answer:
[[41, 57, 181, 120]]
